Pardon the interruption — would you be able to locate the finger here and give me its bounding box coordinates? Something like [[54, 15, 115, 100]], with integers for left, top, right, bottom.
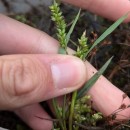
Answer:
[[49, 61, 130, 121], [0, 54, 86, 110], [85, 60, 130, 120], [15, 104, 52, 130], [62, 0, 130, 22], [0, 14, 59, 54]]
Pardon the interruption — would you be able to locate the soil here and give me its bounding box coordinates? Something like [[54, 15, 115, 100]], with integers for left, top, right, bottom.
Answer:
[[0, 2, 130, 130]]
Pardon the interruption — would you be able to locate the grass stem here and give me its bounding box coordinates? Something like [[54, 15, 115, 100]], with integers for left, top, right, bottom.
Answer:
[[52, 98, 64, 130], [62, 95, 67, 130], [69, 91, 77, 130]]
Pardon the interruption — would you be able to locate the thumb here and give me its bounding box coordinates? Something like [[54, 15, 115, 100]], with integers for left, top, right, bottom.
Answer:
[[0, 54, 86, 110]]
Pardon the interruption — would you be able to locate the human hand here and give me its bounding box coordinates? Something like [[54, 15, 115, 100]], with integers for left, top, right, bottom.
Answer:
[[0, 0, 130, 129], [0, 14, 87, 129], [62, 0, 130, 22]]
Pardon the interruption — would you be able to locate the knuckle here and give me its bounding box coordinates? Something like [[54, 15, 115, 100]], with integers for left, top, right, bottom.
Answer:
[[0, 57, 40, 96]]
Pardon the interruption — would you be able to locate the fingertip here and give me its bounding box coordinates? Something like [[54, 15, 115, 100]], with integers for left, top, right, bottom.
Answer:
[[51, 55, 86, 89]]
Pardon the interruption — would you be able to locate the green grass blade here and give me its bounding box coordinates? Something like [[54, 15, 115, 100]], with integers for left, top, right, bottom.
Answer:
[[66, 9, 81, 44], [62, 95, 67, 130], [85, 12, 129, 57], [77, 57, 113, 99], [69, 91, 77, 130], [52, 98, 64, 130]]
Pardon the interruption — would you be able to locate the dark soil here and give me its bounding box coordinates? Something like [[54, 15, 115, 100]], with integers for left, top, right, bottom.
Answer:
[[0, 2, 130, 130]]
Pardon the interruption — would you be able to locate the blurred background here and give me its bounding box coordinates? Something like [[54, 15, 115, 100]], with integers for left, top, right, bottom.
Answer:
[[0, 0, 52, 14]]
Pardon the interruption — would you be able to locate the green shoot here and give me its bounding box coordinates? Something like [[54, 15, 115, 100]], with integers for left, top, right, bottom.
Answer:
[[85, 12, 130, 57], [52, 99, 64, 130], [77, 57, 113, 99], [66, 9, 81, 44]]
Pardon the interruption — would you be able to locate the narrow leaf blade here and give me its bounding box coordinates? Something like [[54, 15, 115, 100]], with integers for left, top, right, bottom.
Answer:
[[66, 9, 81, 44], [77, 57, 113, 99], [85, 12, 129, 57]]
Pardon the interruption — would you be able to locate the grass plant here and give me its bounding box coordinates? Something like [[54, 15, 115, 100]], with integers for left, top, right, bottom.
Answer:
[[49, 1, 129, 130]]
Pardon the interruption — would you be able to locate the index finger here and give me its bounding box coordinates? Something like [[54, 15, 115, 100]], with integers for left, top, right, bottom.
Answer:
[[62, 0, 130, 22], [0, 14, 59, 54]]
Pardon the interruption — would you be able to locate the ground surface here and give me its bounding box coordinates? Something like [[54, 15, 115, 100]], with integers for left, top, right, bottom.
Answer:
[[0, 1, 130, 130]]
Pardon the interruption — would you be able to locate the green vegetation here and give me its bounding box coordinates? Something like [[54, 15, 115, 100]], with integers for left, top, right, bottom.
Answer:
[[49, 1, 129, 130]]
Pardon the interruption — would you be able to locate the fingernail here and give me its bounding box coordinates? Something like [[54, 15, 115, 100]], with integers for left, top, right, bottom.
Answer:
[[51, 57, 86, 90]]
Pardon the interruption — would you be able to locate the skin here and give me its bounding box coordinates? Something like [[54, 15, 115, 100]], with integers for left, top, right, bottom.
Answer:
[[62, 0, 130, 22], [0, 0, 130, 129]]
